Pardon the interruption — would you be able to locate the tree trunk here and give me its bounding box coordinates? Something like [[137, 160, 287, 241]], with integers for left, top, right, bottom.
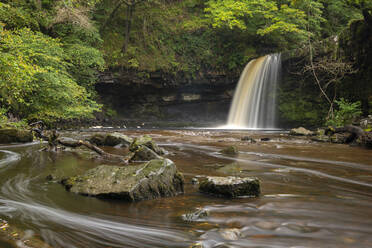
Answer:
[[362, 8, 372, 27], [326, 125, 372, 148], [122, 4, 134, 53], [100, 0, 124, 32]]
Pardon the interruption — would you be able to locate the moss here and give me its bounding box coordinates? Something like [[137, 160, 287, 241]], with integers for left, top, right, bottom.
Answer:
[[0, 129, 33, 144], [220, 146, 238, 155]]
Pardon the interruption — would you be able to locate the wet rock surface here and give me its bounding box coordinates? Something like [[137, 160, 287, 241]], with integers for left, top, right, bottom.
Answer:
[[219, 146, 238, 155], [130, 145, 161, 161], [62, 159, 184, 201], [290, 127, 314, 136], [0, 129, 33, 144], [129, 135, 165, 155], [199, 176, 260, 198], [182, 208, 209, 222], [88, 132, 133, 147]]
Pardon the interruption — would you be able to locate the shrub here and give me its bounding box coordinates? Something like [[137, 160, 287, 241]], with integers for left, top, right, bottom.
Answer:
[[326, 98, 362, 127]]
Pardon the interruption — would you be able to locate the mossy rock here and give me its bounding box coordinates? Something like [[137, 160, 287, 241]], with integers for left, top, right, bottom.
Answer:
[[130, 135, 165, 155], [0, 129, 33, 144], [199, 176, 260, 198], [220, 146, 238, 155], [62, 159, 184, 201], [88, 132, 133, 147], [130, 145, 162, 162]]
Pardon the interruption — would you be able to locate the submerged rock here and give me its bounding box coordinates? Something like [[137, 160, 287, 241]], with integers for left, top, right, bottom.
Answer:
[[219, 146, 238, 155], [62, 159, 184, 201], [290, 127, 314, 136], [199, 176, 260, 198], [0, 129, 33, 144], [182, 208, 209, 222], [241, 136, 256, 143], [219, 228, 241, 241]]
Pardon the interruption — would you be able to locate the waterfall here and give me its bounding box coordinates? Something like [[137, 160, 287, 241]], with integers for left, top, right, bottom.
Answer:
[[226, 54, 281, 129]]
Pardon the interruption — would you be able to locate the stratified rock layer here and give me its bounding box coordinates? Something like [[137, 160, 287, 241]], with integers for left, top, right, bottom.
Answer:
[[199, 176, 260, 198], [62, 159, 184, 201], [0, 129, 33, 144]]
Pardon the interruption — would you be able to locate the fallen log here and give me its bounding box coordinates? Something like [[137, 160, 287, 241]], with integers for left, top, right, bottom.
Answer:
[[31, 128, 131, 163], [58, 139, 131, 164], [325, 125, 372, 148]]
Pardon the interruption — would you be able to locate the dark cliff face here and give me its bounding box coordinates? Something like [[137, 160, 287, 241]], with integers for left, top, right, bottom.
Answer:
[[95, 70, 238, 126]]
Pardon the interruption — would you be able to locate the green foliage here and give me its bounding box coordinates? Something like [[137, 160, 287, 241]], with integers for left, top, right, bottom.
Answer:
[[326, 98, 362, 127], [205, 0, 310, 47], [0, 3, 39, 30], [278, 89, 327, 127], [0, 27, 101, 123], [0, 108, 28, 129]]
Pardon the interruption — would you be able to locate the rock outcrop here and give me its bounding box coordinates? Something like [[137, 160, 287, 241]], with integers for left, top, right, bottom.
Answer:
[[0, 129, 33, 144], [62, 159, 184, 201], [199, 176, 260, 198]]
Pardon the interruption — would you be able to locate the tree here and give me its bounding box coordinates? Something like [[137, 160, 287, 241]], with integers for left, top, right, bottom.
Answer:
[[347, 0, 372, 25], [100, 0, 150, 53], [0, 27, 101, 123], [205, 0, 310, 47]]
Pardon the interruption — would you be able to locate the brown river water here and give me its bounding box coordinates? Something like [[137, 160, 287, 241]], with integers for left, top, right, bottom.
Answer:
[[0, 129, 371, 248]]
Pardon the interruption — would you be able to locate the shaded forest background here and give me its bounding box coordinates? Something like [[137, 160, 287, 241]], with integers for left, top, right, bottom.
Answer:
[[0, 0, 371, 127]]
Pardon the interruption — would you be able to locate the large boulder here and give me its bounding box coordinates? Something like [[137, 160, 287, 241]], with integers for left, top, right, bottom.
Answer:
[[88, 132, 133, 147], [199, 176, 260, 198], [62, 159, 184, 201], [0, 129, 33, 144], [289, 127, 314, 136]]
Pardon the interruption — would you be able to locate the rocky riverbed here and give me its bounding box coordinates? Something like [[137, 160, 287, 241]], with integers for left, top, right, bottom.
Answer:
[[0, 128, 371, 248]]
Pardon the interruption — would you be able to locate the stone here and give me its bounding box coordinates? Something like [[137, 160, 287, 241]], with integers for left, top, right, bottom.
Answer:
[[199, 176, 260, 198], [289, 127, 314, 136], [62, 159, 184, 201], [219, 146, 238, 155], [360, 115, 372, 131], [181, 94, 201, 101], [182, 208, 209, 222], [88, 132, 133, 147], [105, 132, 133, 147], [241, 136, 256, 143], [130, 145, 162, 161], [191, 177, 199, 185], [88, 133, 106, 146], [0, 129, 33, 144], [330, 133, 352, 144], [219, 228, 241, 241], [130, 135, 165, 155]]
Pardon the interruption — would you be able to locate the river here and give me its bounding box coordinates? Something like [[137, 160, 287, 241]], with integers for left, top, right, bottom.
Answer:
[[0, 129, 371, 248]]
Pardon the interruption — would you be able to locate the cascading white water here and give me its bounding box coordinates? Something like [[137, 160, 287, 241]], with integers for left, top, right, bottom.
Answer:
[[226, 54, 281, 129]]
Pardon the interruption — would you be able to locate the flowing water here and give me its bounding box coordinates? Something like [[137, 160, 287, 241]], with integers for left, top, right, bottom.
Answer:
[[227, 54, 281, 129], [0, 129, 372, 248]]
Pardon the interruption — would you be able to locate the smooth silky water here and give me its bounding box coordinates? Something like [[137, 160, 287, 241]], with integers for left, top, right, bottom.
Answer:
[[0, 129, 372, 247], [226, 54, 281, 129]]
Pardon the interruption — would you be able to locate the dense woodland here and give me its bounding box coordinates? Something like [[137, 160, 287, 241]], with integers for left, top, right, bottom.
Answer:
[[0, 0, 371, 127]]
